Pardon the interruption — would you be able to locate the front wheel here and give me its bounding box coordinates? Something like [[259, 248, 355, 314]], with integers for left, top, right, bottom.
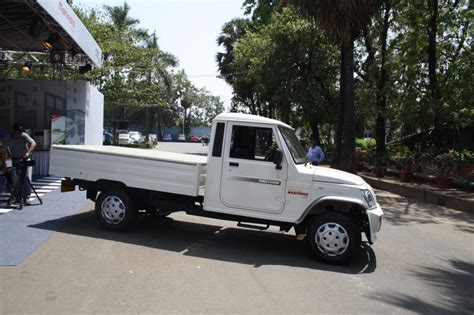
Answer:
[[307, 212, 361, 263], [95, 189, 137, 231]]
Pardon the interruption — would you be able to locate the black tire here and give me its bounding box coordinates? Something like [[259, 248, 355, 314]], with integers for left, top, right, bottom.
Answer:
[[95, 189, 137, 231], [307, 212, 361, 263]]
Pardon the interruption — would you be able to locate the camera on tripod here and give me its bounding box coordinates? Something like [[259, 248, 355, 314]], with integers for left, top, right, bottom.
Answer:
[[12, 157, 36, 174], [6, 157, 42, 209]]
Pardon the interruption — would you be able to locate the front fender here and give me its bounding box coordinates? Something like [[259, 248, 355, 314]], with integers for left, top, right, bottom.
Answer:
[[296, 195, 367, 224]]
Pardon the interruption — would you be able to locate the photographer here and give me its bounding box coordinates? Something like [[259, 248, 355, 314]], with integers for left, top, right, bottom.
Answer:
[[1, 123, 37, 205], [0, 151, 6, 195]]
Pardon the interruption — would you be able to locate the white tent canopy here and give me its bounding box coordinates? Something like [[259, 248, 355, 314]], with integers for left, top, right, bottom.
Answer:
[[0, 0, 102, 68]]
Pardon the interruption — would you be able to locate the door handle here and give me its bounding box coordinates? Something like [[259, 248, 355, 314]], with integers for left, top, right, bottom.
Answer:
[[229, 162, 239, 167]]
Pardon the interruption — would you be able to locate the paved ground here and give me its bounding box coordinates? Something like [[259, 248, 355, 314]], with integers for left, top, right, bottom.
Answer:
[[0, 176, 62, 214], [1, 143, 473, 314], [1, 197, 472, 314]]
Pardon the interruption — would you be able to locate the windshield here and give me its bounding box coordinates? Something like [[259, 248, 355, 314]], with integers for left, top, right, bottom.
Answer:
[[278, 127, 307, 164]]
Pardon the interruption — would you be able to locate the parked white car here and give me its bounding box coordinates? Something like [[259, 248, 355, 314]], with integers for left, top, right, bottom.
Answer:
[[148, 134, 158, 143], [118, 133, 131, 144], [128, 131, 141, 143]]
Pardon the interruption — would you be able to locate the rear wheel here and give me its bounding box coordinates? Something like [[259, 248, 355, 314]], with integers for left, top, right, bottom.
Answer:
[[307, 212, 360, 263], [95, 189, 137, 231]]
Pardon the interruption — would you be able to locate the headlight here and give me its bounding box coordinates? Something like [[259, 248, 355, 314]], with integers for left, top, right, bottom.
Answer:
[[361, 189, 377, 209]]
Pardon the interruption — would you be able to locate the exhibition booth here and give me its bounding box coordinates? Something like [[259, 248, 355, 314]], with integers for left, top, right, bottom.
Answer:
[[0, 80, 103, 175], [0, 0, 103, 175]]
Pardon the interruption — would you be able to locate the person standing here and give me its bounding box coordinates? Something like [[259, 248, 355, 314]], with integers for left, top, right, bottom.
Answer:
[[0, 151, 6, 196], [306, 138, 325, 166], [1, 123, 37, 205]]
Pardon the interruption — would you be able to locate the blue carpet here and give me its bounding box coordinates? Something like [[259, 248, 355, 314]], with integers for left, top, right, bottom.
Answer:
[[0, 188, 86, 266]]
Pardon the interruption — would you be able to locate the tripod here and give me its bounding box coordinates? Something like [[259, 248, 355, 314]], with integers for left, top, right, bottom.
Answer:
[[6, 158, 43, 210]]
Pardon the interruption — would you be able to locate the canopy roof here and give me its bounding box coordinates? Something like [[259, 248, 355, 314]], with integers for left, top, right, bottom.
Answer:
[[0, 0, 102, 67]]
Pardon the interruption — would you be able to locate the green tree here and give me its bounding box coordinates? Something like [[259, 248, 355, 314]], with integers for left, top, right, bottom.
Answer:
[[232, 7, 338, 132], [73, 4, 182, 134], [188, 89, 225, 127], [353, 0, 395, 157], [216, 18, 261, 114], [289, 0, 379, 172], [387, 0, 472, 143]]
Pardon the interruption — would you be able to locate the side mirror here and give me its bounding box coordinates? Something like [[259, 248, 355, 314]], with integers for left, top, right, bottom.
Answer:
[[272, 149, 283, 170]]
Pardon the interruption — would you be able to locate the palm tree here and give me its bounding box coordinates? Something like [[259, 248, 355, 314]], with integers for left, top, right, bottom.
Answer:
[[216, 18, 250, 84], [288, 0, 379, 172], [142, 31, 177, 140], [104, 1, 148, 41]]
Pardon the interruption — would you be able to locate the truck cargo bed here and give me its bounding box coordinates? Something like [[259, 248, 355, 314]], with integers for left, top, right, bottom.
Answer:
[[50, 145, 207, 196]]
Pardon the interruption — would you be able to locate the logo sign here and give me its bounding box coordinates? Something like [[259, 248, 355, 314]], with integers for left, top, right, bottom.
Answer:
[[287, 190, 309, 198]]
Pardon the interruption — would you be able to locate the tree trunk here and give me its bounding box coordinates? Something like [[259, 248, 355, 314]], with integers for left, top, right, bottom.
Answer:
[[309, 115, 321, 144], [428, 0, 442, 146], [144, 107, 150, 142], [157, 109, 163, 140], [375, 0, 391, 158], [280, 94, 290, 124], [325, 124, 332, 148], [339, 39, 357, 173], [331, 48, 345, 168]]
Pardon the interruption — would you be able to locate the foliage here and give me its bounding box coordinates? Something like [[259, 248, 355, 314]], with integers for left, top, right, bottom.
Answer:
[[188, 90, 225, 127], [434, 151, 457, 178], [391, 145, 416, 172], [355, 138, 376, 151], [220, 0, 473, 168], [219, 6, 338, 134], [4, 3, 224, 132], [356, 0, 473, 141], [453, 149, 474, 166], [78, 3, 225, 130]]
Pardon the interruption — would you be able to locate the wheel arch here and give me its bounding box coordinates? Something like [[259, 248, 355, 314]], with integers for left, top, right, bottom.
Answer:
[[296, 196, 367, 226], [84, 179, 128, 202], [95, 179, 128, 191]]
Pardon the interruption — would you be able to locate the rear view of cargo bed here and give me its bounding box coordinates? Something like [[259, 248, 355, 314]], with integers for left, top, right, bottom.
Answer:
[[50, 145, 207, 196]]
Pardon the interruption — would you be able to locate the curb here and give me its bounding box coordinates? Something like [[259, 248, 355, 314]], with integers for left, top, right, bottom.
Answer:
[[376, 195, 417, 203], [361, 175, 474, 214]]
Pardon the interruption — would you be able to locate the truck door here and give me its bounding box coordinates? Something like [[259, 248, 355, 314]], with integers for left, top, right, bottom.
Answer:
[[220, 123, 286, 213]]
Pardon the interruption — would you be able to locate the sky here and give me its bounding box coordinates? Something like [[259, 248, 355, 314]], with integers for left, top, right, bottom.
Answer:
[[75, 0, 246, 109]]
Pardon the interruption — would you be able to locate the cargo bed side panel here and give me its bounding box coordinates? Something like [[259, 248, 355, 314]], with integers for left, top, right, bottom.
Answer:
[[50, 146, 206, 196]]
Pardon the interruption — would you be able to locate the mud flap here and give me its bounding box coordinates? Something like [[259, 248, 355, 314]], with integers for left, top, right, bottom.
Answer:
[[61, 179, 76, 192]]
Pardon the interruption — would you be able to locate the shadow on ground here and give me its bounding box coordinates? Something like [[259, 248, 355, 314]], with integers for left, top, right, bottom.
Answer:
[[373, 258, 474, 314], [381, 199, 474, 233], [29, 210, 376, 274]]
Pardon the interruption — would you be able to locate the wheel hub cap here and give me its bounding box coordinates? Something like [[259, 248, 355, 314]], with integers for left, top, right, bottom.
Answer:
[[315, 222, 349, 257], [101, 196, 126, 225]]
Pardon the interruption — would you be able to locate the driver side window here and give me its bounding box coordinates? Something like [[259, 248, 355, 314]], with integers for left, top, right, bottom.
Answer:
[[229, 125, 278, 161]]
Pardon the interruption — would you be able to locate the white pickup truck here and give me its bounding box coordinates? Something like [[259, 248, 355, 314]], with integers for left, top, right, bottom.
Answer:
[[50, 113, 383, 263]]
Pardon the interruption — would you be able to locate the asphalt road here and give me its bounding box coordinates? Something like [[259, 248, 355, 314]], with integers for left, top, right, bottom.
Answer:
[[1, 143, 473, 314]]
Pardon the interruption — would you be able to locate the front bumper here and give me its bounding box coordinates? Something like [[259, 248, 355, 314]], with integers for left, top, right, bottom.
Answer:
[[367, 203, 383, 244]]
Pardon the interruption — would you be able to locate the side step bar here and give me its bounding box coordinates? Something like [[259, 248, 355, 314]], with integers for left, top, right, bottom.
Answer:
[[237, 221, 270, 230]]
